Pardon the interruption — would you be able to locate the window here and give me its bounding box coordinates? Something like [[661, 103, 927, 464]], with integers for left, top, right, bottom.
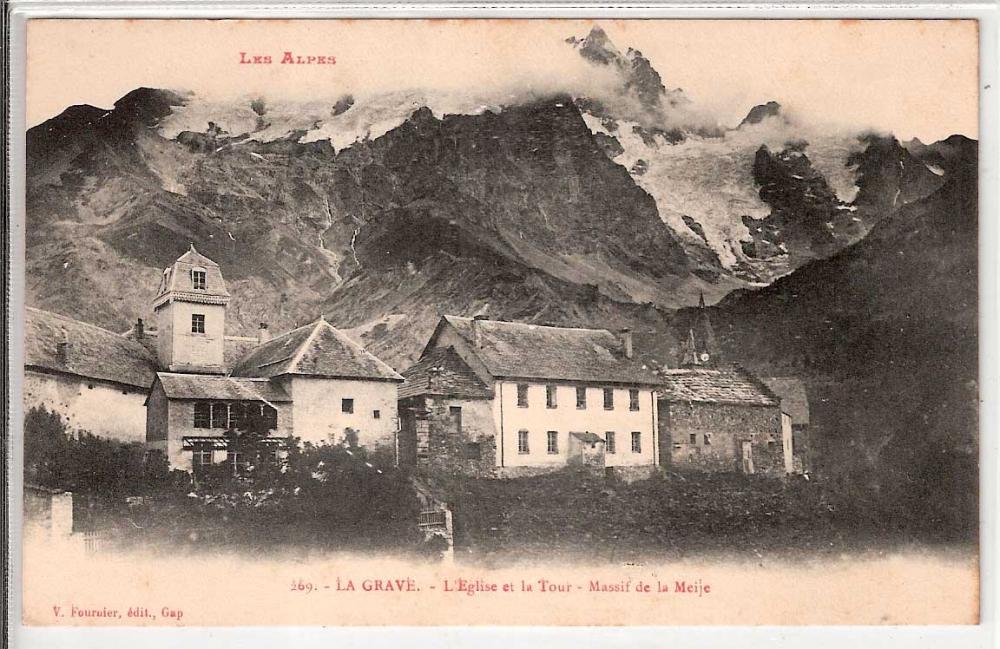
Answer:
[[193, 402, 211, 428], [192, 446, 213, 471], [463, 442, 481, 460], [605, 431, 616, 454], [228, 450, 245, 472], [546, 385, 557, 409], [629, 389, 640, 411], [603, 388, 614, 410], [518, 430, 530, 454], [262, 405, 278, 431], [191, 269, 207, 290], [631, 431, 642, 454], [191, 313, 206, 334], [547, 431, 559, 454], [211, 403, 228, 429], [228, 403, 243, 430], [342, 398, 354, 414], [704, 433, 712, 446], [576, 386, 587, 409], [449, 406, 462, 433], [517, 384, 529, 408], [689, 433, 697, 445], [373, 409, 381, 419]]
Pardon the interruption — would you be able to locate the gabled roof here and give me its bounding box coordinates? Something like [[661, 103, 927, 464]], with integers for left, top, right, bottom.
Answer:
[[427, 316, 660, 385], [399, 346, 492, 400], [154, 245, 230, 306], [154, 372, 291, 402], [760, 377, 810, 425], [230, 318, 403, 382], [658, 366, 779, 407], [24, 307, 157, 389]]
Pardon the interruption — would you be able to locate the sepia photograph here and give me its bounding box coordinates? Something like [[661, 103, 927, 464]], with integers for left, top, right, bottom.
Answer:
[[10, 15, 985, 628]]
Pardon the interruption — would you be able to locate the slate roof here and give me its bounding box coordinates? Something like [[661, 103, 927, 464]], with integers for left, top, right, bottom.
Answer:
[[24, 307, 158, 389], [399, 346, 492, 400], [658, 366, 779, 407], [429, 316, 660, 385], [154, 372, 291, 402], [154, 245, 230, 306], [760, 377, 810, 425], [230, 318, 403, 382], [122, 327, 264, 373]]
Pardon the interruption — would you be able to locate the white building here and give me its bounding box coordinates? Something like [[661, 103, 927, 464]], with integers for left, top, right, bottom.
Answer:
[[23, 307, 157, 442], [145, 246, 403, 472], [398, 316, 661, 478]]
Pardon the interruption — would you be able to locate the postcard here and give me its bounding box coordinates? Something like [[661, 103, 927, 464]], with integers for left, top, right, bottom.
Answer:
[[13, 16, 981, 627]]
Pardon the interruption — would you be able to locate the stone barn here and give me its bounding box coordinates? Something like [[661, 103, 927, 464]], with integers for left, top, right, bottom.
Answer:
[[397, 346, 497, 476], [657, 366, 787, 476]]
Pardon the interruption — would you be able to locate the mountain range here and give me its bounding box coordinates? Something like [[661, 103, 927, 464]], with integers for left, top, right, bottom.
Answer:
[[24, 26, 978, 528]]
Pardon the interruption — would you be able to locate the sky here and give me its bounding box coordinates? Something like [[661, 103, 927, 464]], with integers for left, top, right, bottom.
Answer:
[[26, 19, 979, 142]]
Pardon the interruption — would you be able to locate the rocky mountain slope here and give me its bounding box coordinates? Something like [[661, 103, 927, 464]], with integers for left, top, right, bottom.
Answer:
[[25, 26, 970, 369], [659, 136, 978, 533]]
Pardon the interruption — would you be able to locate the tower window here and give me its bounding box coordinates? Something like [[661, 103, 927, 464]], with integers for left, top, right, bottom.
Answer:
[[191, 314, 206, 334], [191, 269, 207, 290]]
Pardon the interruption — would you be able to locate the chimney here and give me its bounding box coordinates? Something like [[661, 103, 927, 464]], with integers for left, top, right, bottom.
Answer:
[[56, 328, 71, 365], [135, 318, 145, 339], [620, 328, 633, 360], [472, 314, 488, 349], [258, 322, 271, 344]]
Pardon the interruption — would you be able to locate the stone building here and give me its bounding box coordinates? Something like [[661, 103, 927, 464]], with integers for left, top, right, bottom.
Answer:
[[145, 246, 404, 472], [761, 377, 811, 472], [24, 307, 157, 442], [657, 366, 787, 476], [397, 316, 662, 478]]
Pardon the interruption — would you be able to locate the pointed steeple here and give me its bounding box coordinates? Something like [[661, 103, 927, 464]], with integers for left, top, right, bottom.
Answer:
[[696, 293, 719, 366], [680, 328, 700, 367]]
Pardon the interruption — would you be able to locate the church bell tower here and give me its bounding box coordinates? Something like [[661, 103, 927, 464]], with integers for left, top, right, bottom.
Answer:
[[152, 245, 230, 374]]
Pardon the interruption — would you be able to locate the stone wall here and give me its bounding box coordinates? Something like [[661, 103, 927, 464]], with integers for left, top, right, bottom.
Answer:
[[658, 401, 784, 476], [403, 396, 498, 477]]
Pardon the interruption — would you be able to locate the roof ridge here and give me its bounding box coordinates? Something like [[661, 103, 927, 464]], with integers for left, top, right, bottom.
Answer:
[[26, 307, 152, 347], [286, 320, 326, 375], [323, 320, 403, 379]]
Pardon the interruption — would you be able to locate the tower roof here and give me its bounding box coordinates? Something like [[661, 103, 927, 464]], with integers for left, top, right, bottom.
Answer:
[[153, 244, 230, 307]]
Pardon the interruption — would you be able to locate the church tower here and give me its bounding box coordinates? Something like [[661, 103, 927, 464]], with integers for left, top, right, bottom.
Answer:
[[680, 292, 721, 367], [152, 245, 230, 374]]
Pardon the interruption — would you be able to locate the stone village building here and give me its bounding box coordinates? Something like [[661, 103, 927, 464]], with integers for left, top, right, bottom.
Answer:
[[24, 307, 158, 442], [397, 316, 662, 479], [21, 246, 403, 473], [23, 249, 809, 479], [398, 313, 808, 479], [143, 246, 403, 472]]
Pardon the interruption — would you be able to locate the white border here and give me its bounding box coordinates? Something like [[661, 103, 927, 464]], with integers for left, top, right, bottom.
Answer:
[[5, 3, 999, 648]]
